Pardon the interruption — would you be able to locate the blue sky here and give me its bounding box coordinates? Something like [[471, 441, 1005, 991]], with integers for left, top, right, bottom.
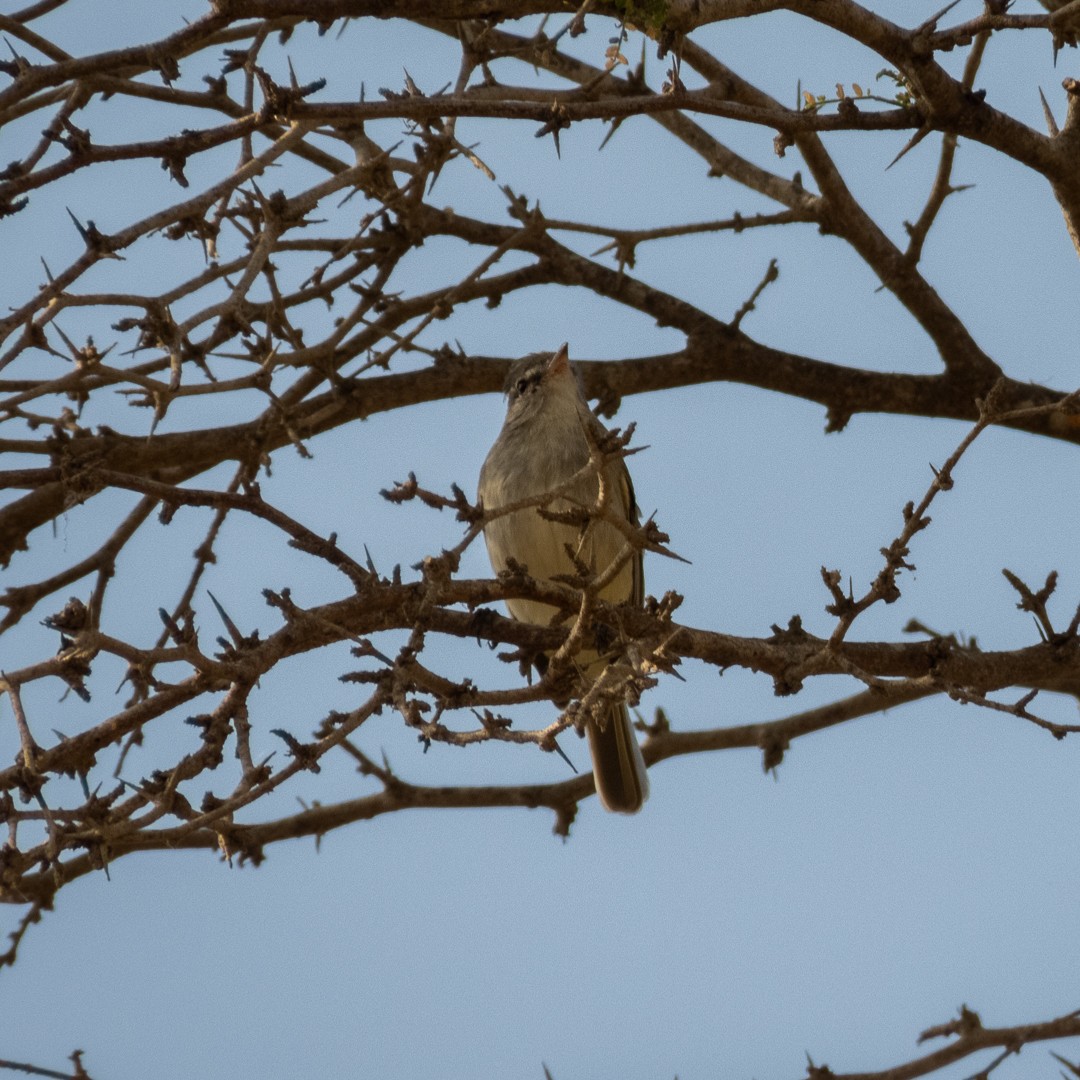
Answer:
[[3, 3, 1080, 1078]]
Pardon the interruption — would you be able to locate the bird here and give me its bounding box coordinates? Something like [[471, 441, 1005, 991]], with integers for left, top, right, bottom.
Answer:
[[477, 343, 649, 813]]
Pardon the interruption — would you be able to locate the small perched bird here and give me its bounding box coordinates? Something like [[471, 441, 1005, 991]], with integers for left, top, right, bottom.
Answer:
[[478, 343, 649, 813]]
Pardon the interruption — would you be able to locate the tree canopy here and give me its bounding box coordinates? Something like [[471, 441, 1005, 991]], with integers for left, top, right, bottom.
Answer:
[[2, 2, 1080, 1078]]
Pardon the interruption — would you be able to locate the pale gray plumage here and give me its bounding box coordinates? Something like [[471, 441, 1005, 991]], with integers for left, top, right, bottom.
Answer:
[[477, 343, 649, 813]]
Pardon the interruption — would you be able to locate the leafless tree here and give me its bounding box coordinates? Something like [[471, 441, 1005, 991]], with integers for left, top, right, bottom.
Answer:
[[2, 2, 1080, 1077]]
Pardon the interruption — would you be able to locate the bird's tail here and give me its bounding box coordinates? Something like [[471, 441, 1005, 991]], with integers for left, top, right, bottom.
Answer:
[[587, 702, 649, 813]]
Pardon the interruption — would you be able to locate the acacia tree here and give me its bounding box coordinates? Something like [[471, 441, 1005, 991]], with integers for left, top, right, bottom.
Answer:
[[2, 1, 1080, 1077]]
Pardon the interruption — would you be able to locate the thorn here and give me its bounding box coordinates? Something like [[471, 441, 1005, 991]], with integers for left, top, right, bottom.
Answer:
[[917, 0, 964, 33], [550, 737, 578, 774], [1039, 86, 1061, 136], [886, 125, 932, 170], [207, 589, 245, 647], [364, 544, 379, 575]]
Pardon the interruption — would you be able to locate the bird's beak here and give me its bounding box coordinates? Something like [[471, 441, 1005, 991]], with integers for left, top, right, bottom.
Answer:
[[548, 342, 570, 378]]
